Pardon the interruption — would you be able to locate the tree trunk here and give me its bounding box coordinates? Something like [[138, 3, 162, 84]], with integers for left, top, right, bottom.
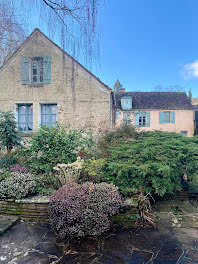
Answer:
[[7, 147, 11, 158]]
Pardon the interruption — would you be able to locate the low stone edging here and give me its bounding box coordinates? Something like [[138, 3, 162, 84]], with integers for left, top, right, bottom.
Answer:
[[0, 196, 138, 225], [0, 196, 50, 223]]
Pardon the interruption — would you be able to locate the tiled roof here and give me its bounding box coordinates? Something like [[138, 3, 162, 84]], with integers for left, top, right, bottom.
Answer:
[[114, 92, 193, 110]]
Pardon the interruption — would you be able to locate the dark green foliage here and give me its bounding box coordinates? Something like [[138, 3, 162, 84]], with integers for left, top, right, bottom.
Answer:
[[0, 111, 22, 158], [17, 125, 94, 173], [95, 130, 198, 197], [97, 124, 141, 158], [0, 155, 16, 169], [188, 89, 192, 103]]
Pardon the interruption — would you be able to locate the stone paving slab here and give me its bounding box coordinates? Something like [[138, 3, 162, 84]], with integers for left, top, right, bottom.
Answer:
[[1, 198, 198, 263], [1, 222, 198, 264], [0, 215, 19, 235]]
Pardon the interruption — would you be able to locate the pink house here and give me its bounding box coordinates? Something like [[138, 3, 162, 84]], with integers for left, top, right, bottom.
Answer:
[[113, 92, 194, 137]]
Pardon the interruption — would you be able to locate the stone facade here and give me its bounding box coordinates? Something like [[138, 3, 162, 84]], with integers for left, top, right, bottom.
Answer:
[[0, 29, 112, 134]]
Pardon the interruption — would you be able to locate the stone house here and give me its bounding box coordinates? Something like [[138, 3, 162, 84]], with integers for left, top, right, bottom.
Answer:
[[0, 28, 112, 135], [113, 92, 194, 137]]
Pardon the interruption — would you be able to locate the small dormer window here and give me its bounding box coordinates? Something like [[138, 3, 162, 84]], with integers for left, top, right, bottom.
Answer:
[[121, 96, 132, 110]]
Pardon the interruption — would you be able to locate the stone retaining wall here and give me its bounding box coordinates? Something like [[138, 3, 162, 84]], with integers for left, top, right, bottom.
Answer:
[[0, 196, 50, 222], [0, 196, 138, 225]]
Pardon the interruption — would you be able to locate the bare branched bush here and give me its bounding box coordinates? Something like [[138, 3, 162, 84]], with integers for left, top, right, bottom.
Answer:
[[0, 0, 104, 67], [0, 1, 26, 65]]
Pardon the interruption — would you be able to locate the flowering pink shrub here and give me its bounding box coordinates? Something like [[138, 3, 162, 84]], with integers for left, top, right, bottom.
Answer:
[[10, 164, 29, 174], [49, 182, 121, 238]]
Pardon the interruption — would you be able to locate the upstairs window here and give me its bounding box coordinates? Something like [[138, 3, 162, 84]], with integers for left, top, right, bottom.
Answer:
[[18, 104, 33, 132], [41, 104, 57, 127], [121, 96, 132, 110], [21, 56, 51, 85], [32, 57, 43, 84]]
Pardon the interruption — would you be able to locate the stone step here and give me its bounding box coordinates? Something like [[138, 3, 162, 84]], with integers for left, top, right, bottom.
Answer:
[[0, 215, 19, 235]]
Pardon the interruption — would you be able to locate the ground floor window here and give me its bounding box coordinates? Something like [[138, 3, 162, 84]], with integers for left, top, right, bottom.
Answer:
[[139, 112, 146, 126], [18, 104, 33, 132], [180, 131, 187, 137], [41, 104, 57, 127], [123, 112, 131, 124], [135, 111, 150, 127]]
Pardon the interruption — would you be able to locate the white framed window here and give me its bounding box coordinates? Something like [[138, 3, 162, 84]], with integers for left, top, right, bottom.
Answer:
[[17, 104, 33, 132], [41, 104, 57, 127]]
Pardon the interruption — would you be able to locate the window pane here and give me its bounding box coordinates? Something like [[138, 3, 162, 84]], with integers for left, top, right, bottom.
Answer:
[[51, 105, 57, 115], [28, 106, 33, 131], [139, 112, 146, 126], [32, 57, 43, 84], [41, 105, 50, 126], [18, 104, 33, 132], [163, 112, 170, 123]]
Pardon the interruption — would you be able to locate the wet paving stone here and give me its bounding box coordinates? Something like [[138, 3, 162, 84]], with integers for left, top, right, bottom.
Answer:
[[66, 237, 99, 253], [34, 241, 64, 257], [153, 240, 183, 264], [57, 253, 97, 264], [129, 250, 153, 264], [15, 251, 56, 264], [2, 198, 198, 264]]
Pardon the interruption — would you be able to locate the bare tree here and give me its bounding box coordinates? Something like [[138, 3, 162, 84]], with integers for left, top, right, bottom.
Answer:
[[1, 0, 104, 67], [0, 1, 26, 65]]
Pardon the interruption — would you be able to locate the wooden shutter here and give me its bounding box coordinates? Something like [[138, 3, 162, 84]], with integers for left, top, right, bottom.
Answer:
[[21, 57, 29, 85], [171, 111, 175, 123], [146, 112, 150, 127], [43, 56, 51, 84], [135, 112, 139, 127], [159, 111, 163, 123]]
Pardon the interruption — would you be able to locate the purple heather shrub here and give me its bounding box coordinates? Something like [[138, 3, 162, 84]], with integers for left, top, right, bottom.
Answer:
[[10, 164, 29, 174], [49, 182, 121, 238]]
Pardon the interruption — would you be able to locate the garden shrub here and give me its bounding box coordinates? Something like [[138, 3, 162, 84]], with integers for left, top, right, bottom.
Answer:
[[10, 164, 29, 173], [49, 182, 122, 238], [97, 124, 141, 158], [0, 155, 16, 169], [80, 158, 106, 183], [94, 131, 198, 197], [35, 173, 60, 195], [17, 125, 94, 173], [0, 111, 22, 158], [0, 172, 37, 199]]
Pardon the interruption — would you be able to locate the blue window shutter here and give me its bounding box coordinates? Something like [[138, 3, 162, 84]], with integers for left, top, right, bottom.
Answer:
[[43, 56, 51, 84], [135, 112, 139, 127], [21, 57, 29, 85], [146, 112, 150, 127], [159, 111, 163, 123], [171, 111, 175, 123]]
